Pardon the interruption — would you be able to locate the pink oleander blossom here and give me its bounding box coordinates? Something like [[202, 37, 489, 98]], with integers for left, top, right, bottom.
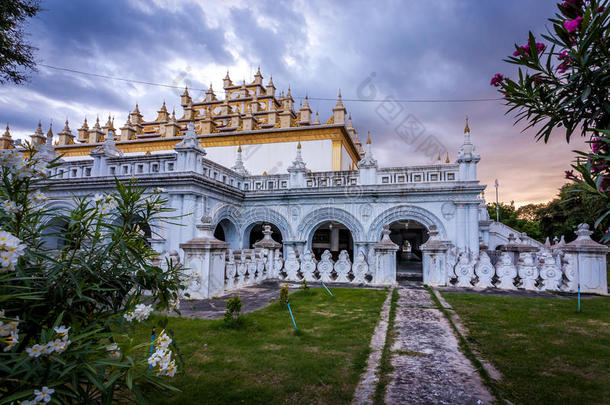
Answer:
[[490, 73, 504, 87], [513, 42, 545, 57], [564, 16, 583, 33]]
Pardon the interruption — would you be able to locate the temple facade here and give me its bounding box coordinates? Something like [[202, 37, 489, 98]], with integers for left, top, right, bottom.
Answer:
[[2, 70, 607, 297]]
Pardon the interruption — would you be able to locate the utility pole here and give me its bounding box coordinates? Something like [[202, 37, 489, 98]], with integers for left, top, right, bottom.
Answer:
[[494, 179, 500, 222]]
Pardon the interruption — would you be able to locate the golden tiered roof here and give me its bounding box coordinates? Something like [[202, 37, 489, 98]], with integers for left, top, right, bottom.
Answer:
[[48, 69, 364, 165]]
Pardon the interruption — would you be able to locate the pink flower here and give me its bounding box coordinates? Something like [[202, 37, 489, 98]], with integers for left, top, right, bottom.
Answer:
[[490, 73, 504, 87], [513, 42, 545, 57], [591, 137, 604, 154], [564, 16, 583, 33]]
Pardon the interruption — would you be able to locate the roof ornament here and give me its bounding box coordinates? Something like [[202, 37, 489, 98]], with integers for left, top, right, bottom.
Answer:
[[445, 152, 450, 163], [464, 116, 470, 134], [288, 140, 307, 172], [92, 129, 123, 157], [231, 144, 249, 175], [313, 111, 320, 124], [360, 131, 378, 169]]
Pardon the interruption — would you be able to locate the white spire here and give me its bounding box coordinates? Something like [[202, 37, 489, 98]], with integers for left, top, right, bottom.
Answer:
[[231, 145, 249, 175]]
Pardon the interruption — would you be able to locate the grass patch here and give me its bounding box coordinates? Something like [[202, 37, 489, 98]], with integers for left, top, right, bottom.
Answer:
[[441, 291, 610, 404], [138, 287, 386, 404], [373, 287, 399, 405]]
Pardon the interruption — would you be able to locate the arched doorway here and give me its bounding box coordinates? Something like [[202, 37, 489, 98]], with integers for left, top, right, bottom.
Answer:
[[42, 218, 70, 250], [246, 222, 283, 248], [213, 218, 240, 249], [311, 221, 353, 261], [388, 220, 429, 274]]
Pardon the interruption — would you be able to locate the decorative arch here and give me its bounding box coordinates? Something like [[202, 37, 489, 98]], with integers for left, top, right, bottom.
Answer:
[[210, 203, 245, 228], [367, 205, 447, 241], [239, 206, 293, 246], [297, 207, 365, 242]]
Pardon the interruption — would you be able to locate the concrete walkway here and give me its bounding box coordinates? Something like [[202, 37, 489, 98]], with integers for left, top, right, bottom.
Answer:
[[385, 282, 493, 404]]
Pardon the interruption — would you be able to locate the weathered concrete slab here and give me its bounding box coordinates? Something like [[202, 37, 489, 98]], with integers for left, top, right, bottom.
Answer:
[[386, 286, 493, 404]]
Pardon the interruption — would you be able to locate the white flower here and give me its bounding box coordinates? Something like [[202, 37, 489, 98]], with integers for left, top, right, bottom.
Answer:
[[26, 344, 44, 357], [0, 251, 16, 268], [48, 338, 70, 353], [156, 330, 172, 350], [124, 303, 153, 322], [93, 193, 105, 203], [39, 343, 53, 355], [168, 297, 180, 311], [0, 230, 20, 249], [34, 386, 55, 403], [53, 325, 70, 336], [106, 343, 121, 359], [1, 200, 17, 213], [31, 191, 48, 204], [152, 187, 165, 194]]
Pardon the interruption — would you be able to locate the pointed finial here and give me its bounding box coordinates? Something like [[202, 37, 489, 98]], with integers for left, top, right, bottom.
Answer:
[[437, 153, 441, 161], [267, 75, 274, 86], [464, 116, 470, 133], [445, 152, 450, 163], [297, 140, 301, 149], [238, 144, 242, 153], [338, 89, 342, 99], [366, 131, 371, 144], [182, 85, 189, 96], [225, 70, 231, 80], [314, 111, 320, 124]]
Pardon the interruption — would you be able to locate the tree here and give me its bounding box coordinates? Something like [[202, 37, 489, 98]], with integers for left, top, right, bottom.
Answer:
[[0, 0, 40, 84], [0, 147, 187, 403], [491, 0, 610, 241], [486, 201, 544, 241]]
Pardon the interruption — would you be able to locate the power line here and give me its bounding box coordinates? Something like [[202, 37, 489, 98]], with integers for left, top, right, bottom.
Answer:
[[39, 64, 503, 104]]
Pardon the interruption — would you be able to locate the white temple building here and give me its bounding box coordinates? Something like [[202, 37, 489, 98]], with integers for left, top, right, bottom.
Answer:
[[1, 69, 606, 297]]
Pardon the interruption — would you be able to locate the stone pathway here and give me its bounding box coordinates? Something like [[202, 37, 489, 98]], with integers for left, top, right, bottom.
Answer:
[[385, 282, 493, 404], [176, 280, 282, 319]]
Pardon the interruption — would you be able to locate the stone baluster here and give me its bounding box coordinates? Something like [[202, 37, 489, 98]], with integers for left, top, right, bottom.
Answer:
[[561, 252, 578, 292], [352, 250, 370, 284], [516, 252, 538, 290], [539, 251, 561, 291], [252, 224, 282, 279], [334, 250, 352, 283], [236, 251, 247, 286], [284, 247, 301, 281], [474, 251, 494, 288], [317, 250, 334, 282], [225, 249, 237, 289], [454, 251, 475, 287], [255, 250, 265, 282], [495, 251, 517, 290], [274, 250, 285, 279], [300, 249, 317, 281], [247, 250, 257, 284]]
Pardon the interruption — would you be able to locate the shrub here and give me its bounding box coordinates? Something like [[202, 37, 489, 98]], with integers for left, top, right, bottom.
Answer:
[[279, 284, 290, 307], [0, 146, 186, 404], [223, 296, 243, 327], [300, 278, 309, 290]]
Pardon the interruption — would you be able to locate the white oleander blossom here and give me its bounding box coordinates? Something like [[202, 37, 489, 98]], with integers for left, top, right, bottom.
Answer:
[[0, 310, 19, 351], [1, 200, 17, 213], [168, 297, 180, 311], [106, 343, 121, 359], [0, 230, 26, 271], [31, 190, 48, 204], [26, 327, 71, 357], [123, 303, 153, 322], [147, 330, 177, 377], [0, 149, 48, 179]]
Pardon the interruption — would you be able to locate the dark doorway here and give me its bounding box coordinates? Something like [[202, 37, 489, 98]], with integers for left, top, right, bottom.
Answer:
[[388, 220, 429, 274], [248, 223, 283, 247], [311, 221, 353, 261]]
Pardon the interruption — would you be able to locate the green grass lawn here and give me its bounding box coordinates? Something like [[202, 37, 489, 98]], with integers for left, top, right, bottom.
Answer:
[[140, 287, 386, 405], [441, 292, 610, 405]]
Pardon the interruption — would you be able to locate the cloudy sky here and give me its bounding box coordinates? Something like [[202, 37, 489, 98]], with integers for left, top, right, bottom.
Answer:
[[0, 0, 588, 205]]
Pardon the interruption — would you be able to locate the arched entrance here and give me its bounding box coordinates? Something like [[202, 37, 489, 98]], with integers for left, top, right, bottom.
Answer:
[[311, 221, 353, 261], [245, 222, 283, 248], [388, 220, 429, 274], [213, 218, 240, 249]]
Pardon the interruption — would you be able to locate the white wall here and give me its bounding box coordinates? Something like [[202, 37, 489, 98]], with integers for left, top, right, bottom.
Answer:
[[341, 145, 353, 170], [203, 140, 333, 175]]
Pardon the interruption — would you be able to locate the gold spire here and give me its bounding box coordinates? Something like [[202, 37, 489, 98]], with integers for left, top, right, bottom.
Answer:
[[297, 140, 301, 149], [46, 123, 53, 138], [445, 152, 450, 163], [464, 116, 470, 133], [237, 144, 242, 153], [437, 153, 441, 162], [181, 86, 189, 97], [366, 131, 371, 144]]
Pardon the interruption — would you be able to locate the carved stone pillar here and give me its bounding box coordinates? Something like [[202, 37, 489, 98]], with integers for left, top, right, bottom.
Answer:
[[373, 225, 399, 285], [420, 225, 449, 286], [179, 216, 229, 299]]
